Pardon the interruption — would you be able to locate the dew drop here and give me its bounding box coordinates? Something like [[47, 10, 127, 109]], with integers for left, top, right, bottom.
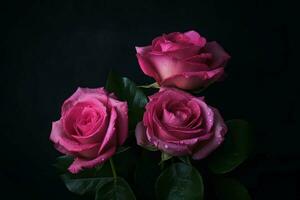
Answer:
[[101, 158, 105, 161], [164, 144, 168, 149]]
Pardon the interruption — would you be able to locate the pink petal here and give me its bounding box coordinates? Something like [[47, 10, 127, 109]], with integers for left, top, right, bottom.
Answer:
[[135, 46, 152, 54], [68, 146, 116, 174], [136, 53, 161, 82], [184, 30, 207, 47], [192, 107, 227, 159], [98, 107, 117, 154], [147, 54, 206, 81], [153, 135, 192, 156], [61, 87, 106, 116], [50, 120, 98, 153], [135, 122, 154, 148], [109, 99, 128, 145], [160, 68, 225, 90], [204, 41, 231, 68]]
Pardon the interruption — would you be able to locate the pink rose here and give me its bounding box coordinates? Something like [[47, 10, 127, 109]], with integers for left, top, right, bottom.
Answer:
[[50, 87, 128, 173], [136, 30, 230, 90], [135, 88, 227, 159]]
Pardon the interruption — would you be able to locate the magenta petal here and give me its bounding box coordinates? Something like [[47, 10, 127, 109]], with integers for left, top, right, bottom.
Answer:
[[113, 100, 128, 145], [61, 87, 106, 116], [204, 41, 231, 68], [184, 30, 207, 47], [194, 98, 215, 132], [164, 46, 202, 59], [68, 146, 116, 174], [192, 107, 227, 160], [69, 101, 109, 144], [160, 68, 224, 90], [135, 46, 152, 54], [147, 54, 211, 81], [117, 102, 128, 145], [156, 139, 191, 156], [136, 53, 161, 82], [50, 120, 97, 153], [135, 122, 152, 147], [98, 108, 117, 153]]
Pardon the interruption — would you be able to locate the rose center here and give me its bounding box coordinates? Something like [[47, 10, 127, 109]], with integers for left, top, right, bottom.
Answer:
[[76, 107, 101, 136], [163, 109, 189, 126]]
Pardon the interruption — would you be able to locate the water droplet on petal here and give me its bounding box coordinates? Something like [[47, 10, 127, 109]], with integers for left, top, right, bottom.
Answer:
[[101, 158, 105, 161], [164, 144, 168, 149]]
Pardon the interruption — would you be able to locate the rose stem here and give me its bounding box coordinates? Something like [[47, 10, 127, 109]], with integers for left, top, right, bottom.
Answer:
[[109, 158, 117, 184]]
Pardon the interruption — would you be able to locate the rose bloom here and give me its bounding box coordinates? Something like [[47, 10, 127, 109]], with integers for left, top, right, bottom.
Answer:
[[136, 88, 227, 159], [50, 87, 128, 173], [136, 30, 230, 90]]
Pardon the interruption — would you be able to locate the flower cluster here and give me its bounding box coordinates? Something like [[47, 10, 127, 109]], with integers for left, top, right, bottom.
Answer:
[[50, 30, 251, 200]]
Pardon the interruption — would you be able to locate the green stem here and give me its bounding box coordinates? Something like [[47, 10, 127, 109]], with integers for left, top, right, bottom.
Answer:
[[137, 82, 160, 89], [109, 158, 117, 183]]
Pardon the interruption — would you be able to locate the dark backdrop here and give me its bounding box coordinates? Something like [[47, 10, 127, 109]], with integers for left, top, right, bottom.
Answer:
[[1, 0, 299, 199]]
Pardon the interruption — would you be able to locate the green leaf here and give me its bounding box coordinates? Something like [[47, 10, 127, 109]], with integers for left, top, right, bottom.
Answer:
[[106, 71, 148, 130], [116, 146, 131, 154], [53, 155, 74, 172], [138, 82, 160, 89], [60, 161, 113, 195], [160, 152, 173, 164], [61, 175, 113, 195], [155, 163, 204, 200], [207, 119, 253, 174], [95, 177, 136, 200], [214, 177, 251, 200], [113, 148, 137, 179], [144, 145, 158, 152], [178, 156, 191, 165]]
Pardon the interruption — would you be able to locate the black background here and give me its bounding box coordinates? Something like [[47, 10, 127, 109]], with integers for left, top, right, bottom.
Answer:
[[1, 0, 299, 199]]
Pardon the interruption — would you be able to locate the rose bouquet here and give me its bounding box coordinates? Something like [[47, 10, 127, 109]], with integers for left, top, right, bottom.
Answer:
[[50, 30, 253, 200]]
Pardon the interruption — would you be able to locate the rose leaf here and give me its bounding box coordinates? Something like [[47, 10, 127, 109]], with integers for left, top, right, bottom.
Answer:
[[105, 70, 148, 130], [213, 177, 252, 200], [155, 163, 204, 200], [207, 119, 254, 174], [95, 177, 136, 200]]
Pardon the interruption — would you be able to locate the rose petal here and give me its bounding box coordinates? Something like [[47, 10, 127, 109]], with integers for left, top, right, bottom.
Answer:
[[154, 136, 192, 156], [136, 53, 161, 82], [68, 146, 116, 174], [50, 120, 94, 152], [204, 41, 231, 68], [195, 97, 215, 132], [160, 68, 225, 90], [184, 30, 207, 47], [109, 99, 128, 145], [50, 120, 99, 155], [72, 115, 108, 144], [61, 87, 106, 116], [136, 46, 152, 54], [135, 121, 156, 150], [146, 54, 207, 81], [98, 107, 117, 154], [192, 107, 227, 159]]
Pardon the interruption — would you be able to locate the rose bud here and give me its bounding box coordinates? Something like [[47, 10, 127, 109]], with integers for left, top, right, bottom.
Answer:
[[50, 87, 128, 173], [135, 88, 227, 159], [136, 30, 230, 90]]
